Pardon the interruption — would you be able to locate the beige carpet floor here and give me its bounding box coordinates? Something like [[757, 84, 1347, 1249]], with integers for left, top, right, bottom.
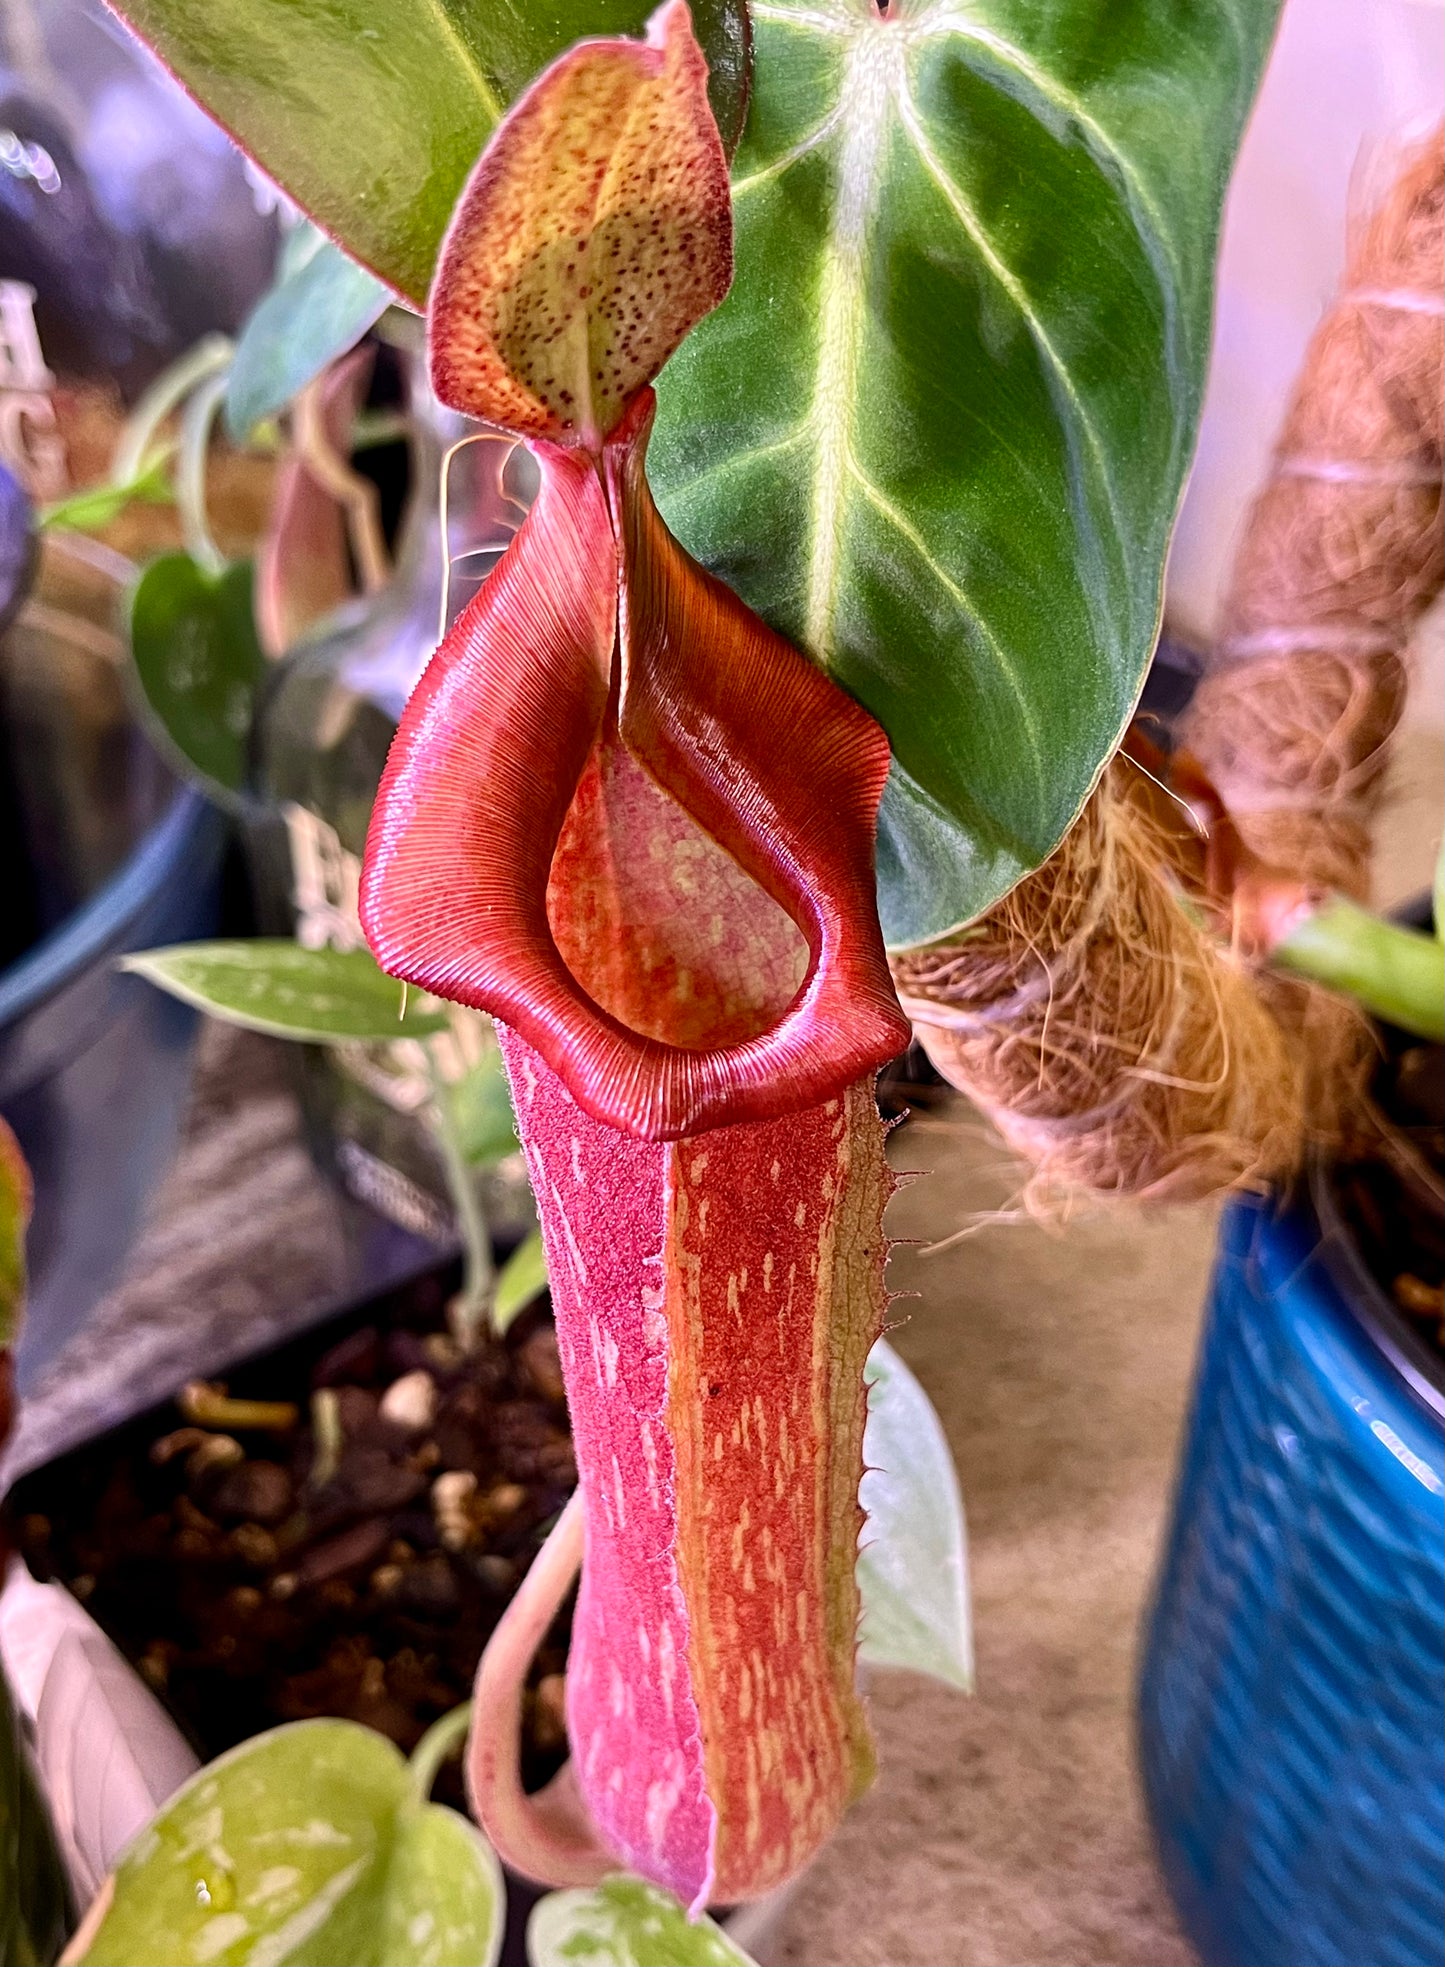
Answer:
[[767, 705, 1442, 1967], [766, 1112, 1213, 1967]]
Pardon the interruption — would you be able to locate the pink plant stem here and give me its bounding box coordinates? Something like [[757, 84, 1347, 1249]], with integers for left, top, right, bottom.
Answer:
[[465, 1490, 613, 1887]]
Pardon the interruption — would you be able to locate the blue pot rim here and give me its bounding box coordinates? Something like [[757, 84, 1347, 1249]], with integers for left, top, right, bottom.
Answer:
[[1307, 1156, 1445, 1423], [0, 787, 214, 1026]]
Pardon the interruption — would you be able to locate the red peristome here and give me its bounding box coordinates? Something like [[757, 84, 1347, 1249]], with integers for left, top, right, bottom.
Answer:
[[608, 392, 912, 1124], [500, 1028, 890, 1911], [358, 440, 615, 1013], [361, 403, 908, 1142], [429, 0, 731, 449]]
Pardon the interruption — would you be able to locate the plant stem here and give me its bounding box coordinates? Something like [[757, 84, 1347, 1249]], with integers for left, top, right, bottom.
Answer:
[[309, 1387, 343, 1487], [293, 377, 390, 592], [177, 368, 231, 576], [424, 1045, 495, 1346], [1274, 895, 1445, 1043], [111, 334, 232, 487], [407, 1701, 473, 1806]]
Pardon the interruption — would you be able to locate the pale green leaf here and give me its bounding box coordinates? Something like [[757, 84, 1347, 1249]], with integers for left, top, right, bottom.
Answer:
[[105, 0, 751, 308], [858, 1338, 972, 1692], [447, 1049, 518, 1167], [122, 941, 448, 1044], [528, 1876, 758, 1967], [649, 0, 1282, 945], [493, 1230, 548, 1336], [226, 240, 390, 440], [77, 1719, 503, 1967], [377, 1805, 504, 1967], [40, 454, 173, 534]]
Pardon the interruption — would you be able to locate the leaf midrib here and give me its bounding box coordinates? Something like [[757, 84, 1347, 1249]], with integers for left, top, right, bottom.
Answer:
[[803, 24, 900, 665], [748, 2, 1143, 781], [420, 0, 505, 126]]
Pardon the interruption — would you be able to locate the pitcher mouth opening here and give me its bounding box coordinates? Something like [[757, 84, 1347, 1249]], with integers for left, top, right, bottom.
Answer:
[[361, 395, 907, 1143]]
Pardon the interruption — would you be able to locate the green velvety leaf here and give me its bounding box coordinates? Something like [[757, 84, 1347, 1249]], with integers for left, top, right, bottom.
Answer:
[[648, 0, 1281, 946], [857, 1338, 972, 1692], [128, 553, 266, 800], [447, 1048, 518, 1167], [0, 1665, 71, 1967], [77, 1719, 502, 1967], [528, 1876, 758, 1967], [226, 238, 389, 440], [493, 1230, 548, 1336], [106, 0, 751, 308], [122, 941, 448, 1044]]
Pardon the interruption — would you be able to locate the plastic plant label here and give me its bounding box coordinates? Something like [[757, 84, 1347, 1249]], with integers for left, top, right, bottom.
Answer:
[[857, 1338, 973, 1692]]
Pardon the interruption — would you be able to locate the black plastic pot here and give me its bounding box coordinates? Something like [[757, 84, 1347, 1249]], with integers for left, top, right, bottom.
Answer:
[[7, 1252, 554, 1967], [0, 786, 227, 1391]]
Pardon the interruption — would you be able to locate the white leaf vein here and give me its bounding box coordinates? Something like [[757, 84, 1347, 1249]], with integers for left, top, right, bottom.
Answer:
[[731, 104, 845, 199], [845, 457, 1045, 788], [891, 76, 1125, 557], [918, 13, 1182, 323]]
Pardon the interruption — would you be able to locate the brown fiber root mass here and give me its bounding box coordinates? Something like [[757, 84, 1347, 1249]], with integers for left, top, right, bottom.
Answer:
[[891, 760, 1318, 1209], [1181, 128, 1444, 899]]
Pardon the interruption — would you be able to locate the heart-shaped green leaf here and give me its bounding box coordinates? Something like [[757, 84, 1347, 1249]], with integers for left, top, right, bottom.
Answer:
[[106, 0, 751, 308], [648, 0, 1280, 946], [857, 1337, 972, 1692], [128, 554, 267, 800], [492, 1229, 547, 1335], [226, 237, 390, 440], [122, 941, 449, 1043], [527, 1876, 758, 1967], [375, 1804, 505, 1967], [76, 1719, 502, 1967]]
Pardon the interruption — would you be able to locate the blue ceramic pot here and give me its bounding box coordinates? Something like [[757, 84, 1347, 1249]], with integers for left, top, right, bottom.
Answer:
[[1139, 1181, 1445, 1967], [0, 789, 226, 1392]]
